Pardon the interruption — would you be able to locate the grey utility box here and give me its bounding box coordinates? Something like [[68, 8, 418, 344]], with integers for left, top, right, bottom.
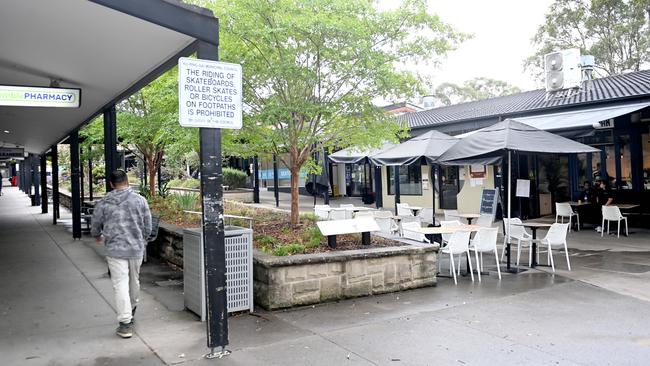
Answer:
[[183, 225, 254, 321]]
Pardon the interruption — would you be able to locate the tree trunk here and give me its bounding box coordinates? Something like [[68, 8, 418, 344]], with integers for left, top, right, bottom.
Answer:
[[147, 156, 157, 196], [290, 167, 300, 227]]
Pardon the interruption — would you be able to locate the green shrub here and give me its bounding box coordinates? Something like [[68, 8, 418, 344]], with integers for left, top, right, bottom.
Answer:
[[223, 167, 248, 189], [273, 243, 305, 256], [173, 192, 200, 211], [300, 213, 319, 223], [301, 226, 322, 249], [167, 178, 184, 188], [181, 178, 200, 189]]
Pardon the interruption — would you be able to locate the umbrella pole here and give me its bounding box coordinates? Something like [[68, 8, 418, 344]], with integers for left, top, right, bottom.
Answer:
[[431, 164, 436, 225], [507, 150, 512, 271], [394, 165, 401, 214]]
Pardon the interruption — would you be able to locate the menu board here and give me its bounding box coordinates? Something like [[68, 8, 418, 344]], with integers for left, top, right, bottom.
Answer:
[[480, 188, 499, 216]]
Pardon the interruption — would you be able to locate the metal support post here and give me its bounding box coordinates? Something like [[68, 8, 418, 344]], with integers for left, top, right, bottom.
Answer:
[[273, 154, 279, 207], [32, 155, 40, 206], [88, 148, 94, 201], [394, 165, 401, 213], [70, 132, 82, 239], [25, 155, 33, 197], [253, 156, 260, 203], [197, 40, 229, 353], [80, 147, 85, 204], [323, 149, 330, 205], [52, 146, 60, 224], [103, 105, 119, 192], [374, 165, 382, 208], [40, 155, 48, 214]]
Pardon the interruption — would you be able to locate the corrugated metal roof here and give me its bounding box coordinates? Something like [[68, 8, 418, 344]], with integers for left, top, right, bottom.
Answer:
[[401, 69, 650, 129]]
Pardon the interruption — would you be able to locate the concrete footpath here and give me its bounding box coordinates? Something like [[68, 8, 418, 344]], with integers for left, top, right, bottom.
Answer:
[[1, 186, 650, 365]]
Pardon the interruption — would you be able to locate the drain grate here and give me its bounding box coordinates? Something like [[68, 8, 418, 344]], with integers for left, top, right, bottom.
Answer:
[[583, 262, 650, 274]]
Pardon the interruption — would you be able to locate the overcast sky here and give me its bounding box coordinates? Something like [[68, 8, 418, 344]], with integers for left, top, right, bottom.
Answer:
[[378, 0, 554, 92]]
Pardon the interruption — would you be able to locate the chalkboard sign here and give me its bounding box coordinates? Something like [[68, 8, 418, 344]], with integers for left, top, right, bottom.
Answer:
[[480, 188, 499, 216]]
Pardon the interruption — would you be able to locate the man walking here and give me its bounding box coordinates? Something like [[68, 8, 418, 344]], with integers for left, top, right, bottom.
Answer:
[[91, 170, 151, 338]]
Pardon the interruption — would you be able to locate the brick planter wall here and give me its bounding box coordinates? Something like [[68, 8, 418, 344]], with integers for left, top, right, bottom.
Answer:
[[253, 246, 438, 310]]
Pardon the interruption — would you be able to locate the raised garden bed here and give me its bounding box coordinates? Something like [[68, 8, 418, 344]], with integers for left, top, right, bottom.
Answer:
[[254, 245, 437, 309]]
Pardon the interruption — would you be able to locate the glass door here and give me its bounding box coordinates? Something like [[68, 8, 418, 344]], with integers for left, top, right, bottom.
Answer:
[[349, 163, 372, 197], [439, 166, 459, 209]]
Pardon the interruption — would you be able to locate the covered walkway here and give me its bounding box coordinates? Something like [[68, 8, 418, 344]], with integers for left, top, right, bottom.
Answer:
[[3, 186, 650, 365]]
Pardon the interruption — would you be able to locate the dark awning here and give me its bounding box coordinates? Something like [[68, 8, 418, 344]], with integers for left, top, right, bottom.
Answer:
[[0, 0, 218, 154], [438, 119, 600, 165], [328, 142, 396, 164], [370, 130, 458, 166]]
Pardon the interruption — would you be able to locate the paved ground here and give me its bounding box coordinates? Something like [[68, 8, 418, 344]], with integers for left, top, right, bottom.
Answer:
[[1, 186, 650, 365]]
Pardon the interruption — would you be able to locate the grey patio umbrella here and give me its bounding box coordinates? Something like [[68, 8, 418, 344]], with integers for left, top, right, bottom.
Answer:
[[370, 130, 459, 218], [438, 119, 599, 269], [328, 142, 396, 164]]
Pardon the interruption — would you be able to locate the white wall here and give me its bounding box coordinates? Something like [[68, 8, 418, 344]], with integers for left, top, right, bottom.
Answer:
[[381, 165, 438, 210], [378, 164, 496, 213], [456, 165, 495, 213]]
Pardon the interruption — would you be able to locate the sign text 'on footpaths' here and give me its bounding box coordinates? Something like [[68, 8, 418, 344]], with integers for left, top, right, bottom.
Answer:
[[178, 58, 242, 129]]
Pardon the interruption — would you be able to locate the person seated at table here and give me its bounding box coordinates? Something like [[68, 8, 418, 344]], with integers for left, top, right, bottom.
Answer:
[[580, 181, 595, 203], [594, 178, 614, 233]]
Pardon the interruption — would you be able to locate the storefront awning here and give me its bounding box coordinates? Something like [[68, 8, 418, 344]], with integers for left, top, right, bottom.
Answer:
[[456, 101, 650, 138], [516, 101, 650, 131]]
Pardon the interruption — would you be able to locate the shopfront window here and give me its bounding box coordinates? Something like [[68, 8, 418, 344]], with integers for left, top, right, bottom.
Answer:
[[604, 145, 616, 188], [643, 132, 650, 190], [387, 164, 422, 195], [619, 135, 633, 189], [577, 153, 588, 188]]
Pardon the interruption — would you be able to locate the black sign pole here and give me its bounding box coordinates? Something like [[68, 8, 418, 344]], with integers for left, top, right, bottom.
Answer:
[[51, 145, 60, 224], [40, 155, 48, 214], [253, 156, 260, 203], [196, 40, 229, 356]]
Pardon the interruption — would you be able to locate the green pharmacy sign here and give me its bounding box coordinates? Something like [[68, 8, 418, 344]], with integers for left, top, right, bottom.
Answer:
[[0, 85, 80, 108]]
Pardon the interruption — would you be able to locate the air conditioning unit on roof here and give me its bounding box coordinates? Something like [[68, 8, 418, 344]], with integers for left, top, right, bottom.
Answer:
[[544, 48, 582, 92]]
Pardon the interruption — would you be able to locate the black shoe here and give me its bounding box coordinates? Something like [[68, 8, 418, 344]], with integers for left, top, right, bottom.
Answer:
[[116, 321, 133, 338]]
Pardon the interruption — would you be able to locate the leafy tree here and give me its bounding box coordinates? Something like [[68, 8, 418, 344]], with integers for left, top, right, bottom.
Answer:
[[525, 0, 650, 80], [117, 67, 195, 196], [195, 0, 467, 225], [431, 77, 521, 106]]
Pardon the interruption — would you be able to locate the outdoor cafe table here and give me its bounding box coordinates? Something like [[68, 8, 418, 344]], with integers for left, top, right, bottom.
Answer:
[[413, 224, 482, 276], [405, 206, 423, 216], [511, 221, 552, 269], [457, 213, 481, 225]]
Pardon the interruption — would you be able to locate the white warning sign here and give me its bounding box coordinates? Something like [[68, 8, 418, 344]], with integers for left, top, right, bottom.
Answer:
[[178, 57, 242, 129]]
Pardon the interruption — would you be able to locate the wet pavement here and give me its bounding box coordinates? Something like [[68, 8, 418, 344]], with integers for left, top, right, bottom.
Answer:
[[1, 186, 650, 365]]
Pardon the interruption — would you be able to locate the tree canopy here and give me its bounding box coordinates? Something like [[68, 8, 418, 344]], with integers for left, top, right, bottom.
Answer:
[[526, 0, 650, 79], [430, 77, 521, 106], [194, 0, 467, 225]]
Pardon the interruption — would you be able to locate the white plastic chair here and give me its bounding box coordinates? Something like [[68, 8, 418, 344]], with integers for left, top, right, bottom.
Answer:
[[314, 204, 330, 220], [396, 203, 413, 217], [443, 209, 460, 221], [373, 210, 393, 218], [601, 205, 628, 238], [440, 231, 473, 285], [329, 208, 348, 220], [401, 221, 430, 243], [475, 213, 493, 228], [417, 208, 435, 225], [555, 202, 580, 231], [354, 210, 374, 218], [469, 227, 501, 281], [501, 218, 533, 266], [440, 220, 462, 247], [375, 216, 399, 235], [537, 223, 570, 272], [339, 204, 354, 209]]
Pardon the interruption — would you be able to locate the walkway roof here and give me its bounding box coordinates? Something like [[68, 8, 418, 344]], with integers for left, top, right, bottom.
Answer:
[[0, 0, 219, 154]]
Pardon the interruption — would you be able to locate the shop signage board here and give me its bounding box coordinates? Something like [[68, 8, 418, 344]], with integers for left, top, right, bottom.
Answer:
[[480, 188, 500, 216], [178, 57, 242, 129], [0, 85, 80, 108], [0, 147, 25, 159]]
